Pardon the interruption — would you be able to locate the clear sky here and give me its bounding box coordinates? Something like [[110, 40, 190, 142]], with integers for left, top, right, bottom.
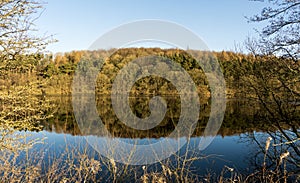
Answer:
[[35, 0, 269, 54]]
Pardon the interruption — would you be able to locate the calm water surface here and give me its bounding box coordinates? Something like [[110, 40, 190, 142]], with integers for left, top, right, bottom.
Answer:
[[20, 97, 299, 181]]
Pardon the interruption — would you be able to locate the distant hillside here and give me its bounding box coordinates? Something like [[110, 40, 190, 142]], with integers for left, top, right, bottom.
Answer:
[[1, 48, 298, 99]]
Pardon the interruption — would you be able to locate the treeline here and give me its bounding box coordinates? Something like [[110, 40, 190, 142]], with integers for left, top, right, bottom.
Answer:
[[0, 48, 298, 98]]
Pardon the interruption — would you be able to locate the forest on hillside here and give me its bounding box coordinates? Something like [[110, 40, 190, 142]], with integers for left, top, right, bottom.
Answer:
[[1, 48, 298, 99]]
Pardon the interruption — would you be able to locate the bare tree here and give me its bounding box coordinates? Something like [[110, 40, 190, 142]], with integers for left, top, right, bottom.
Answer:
[[0, 0, 54, 66], [248, 0, 300, 59], [246, 0, 300, 141], [242, 1, 300, 180]]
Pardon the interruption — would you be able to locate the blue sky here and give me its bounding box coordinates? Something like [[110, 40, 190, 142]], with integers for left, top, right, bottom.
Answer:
[[36, 0, 269, 54]]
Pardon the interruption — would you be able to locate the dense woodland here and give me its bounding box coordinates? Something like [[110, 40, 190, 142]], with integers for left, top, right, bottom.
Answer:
[[1, 48, 298, 98]]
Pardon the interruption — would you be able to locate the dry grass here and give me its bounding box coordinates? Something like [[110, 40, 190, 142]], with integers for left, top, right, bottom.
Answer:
[[0, 134, 299, 182]]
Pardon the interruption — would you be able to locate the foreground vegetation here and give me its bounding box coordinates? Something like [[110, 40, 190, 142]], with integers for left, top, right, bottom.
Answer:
[[0, 132, 298, 182]]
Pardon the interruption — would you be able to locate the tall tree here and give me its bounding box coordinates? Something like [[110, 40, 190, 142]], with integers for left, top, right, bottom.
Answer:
[[244, 0, 300, 179], [0, 1, 55, 152]]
